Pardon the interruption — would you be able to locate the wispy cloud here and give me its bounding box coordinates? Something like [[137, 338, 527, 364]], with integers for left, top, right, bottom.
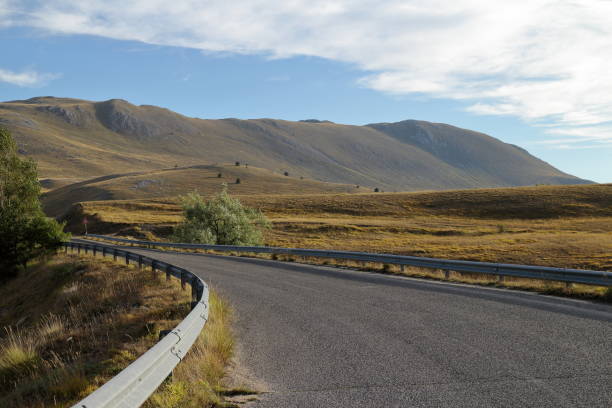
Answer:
[[0, 68, 59, 87], [6, 0, 612, 147]]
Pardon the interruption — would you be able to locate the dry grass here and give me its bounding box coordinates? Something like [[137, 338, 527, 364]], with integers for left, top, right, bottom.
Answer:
[[146, 291, 246, 408], [78, 183, 612, 301], [0, 253, 196, 407], [42, 164, 359, 217], [71, 184, 612, 272]]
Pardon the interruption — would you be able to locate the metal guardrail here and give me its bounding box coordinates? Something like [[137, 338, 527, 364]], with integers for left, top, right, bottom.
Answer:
[[63, 241, 209, 408], [84, 234, 612, 287]]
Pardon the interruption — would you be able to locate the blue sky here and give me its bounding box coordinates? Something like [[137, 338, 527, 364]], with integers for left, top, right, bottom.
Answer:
[[1, 1, 610, 183]]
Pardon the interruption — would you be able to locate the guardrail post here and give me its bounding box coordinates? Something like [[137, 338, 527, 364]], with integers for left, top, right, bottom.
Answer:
[[93, 246, 97, 257], [444, 270, 450, 279], [138, 255, 143, 269], [400, 264, 405, 273], [125, 254, 129, 266], [102, 247, 106, 258], [151, 260, 157, 278], [64, 245, 68, 254], [113, 248, 117, 261], [166, 266, 171, 281], [191, 275, 198, 301], [77, 245, 81, 255], [181, 271, 186, 290], [85, 246, 88, 255]]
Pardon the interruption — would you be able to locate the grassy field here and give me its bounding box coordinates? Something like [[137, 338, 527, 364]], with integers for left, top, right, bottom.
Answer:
[[67, 184, 612, 272], [42, 164, 359, 217], [0, 253, 237, 407]]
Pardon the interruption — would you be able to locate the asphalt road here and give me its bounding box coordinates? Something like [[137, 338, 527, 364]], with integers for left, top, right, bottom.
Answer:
[[107, 245, 612, 407]]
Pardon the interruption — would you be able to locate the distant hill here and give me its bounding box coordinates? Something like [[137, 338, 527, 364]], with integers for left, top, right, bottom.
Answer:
[[42, 164, 358, 217], [0, 96, 591, 191]]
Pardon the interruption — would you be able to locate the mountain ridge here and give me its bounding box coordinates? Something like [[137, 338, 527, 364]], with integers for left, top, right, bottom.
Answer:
[[0, 96, 591, 191]]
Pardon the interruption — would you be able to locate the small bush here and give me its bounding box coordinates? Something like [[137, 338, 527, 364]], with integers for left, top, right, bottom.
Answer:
[[217, 173, 222, 178], [234, 161, 240, 166], [284, 171, 289, 177], [172, 186, 270, 245], [235, 178, 241, 184], [374, 188, 380, 192]]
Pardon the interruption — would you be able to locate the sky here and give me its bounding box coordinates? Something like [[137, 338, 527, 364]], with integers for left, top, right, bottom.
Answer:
[[0, 1, 610, 183]]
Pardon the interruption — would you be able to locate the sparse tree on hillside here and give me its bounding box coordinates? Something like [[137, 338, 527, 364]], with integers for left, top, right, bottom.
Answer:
[[284, 171, 289, 177], [0, 127, 68, 280], [235, 161, 240, 166], [374, 187, 380, 192], [235, 178, 241, 184], [217, 173, 222, 178], [172, 186, 270, 245]]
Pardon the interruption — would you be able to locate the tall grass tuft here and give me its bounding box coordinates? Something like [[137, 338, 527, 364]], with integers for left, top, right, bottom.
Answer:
[[0, 327, 40, 385]]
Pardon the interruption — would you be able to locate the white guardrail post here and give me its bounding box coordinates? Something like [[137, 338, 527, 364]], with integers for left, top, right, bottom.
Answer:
[[83, 234, 611, 287], [64, 241, 209, 408]]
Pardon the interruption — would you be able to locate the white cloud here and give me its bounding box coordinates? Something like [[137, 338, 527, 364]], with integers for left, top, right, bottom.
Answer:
[[6, 0, 612, 147], [0, 68, 58, 87]]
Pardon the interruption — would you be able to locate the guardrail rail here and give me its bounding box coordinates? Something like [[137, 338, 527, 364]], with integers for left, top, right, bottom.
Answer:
[[63, 241, 209, 408], [84, 234, 611, 287]]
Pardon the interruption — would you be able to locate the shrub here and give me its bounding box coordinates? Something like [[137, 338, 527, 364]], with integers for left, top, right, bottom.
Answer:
[[235, 161, 240, 166], [374, 187, 380, 192], [284, 171, 289, 177], [172, 186, 270, 245], [235, 178, 241, 184], [217, 173, 222, 178]]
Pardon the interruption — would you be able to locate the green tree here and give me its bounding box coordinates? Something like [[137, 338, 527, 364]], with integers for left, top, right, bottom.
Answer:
[[172, 186, 270, 245], [0, 127, 68, 279]]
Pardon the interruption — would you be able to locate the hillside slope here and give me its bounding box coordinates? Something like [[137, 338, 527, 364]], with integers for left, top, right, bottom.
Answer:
[[42, 164, 358, 217], [0, 96, 590, 190]]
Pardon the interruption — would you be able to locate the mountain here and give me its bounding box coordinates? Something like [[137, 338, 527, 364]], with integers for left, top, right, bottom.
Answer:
[[0, 96, 590, 191]]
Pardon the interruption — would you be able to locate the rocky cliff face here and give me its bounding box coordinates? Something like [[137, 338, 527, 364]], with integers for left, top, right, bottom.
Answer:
[[93, 99, 201, 140]]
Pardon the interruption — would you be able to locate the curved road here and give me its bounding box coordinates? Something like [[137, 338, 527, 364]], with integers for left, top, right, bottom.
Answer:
[[102, 244, 611, 407]]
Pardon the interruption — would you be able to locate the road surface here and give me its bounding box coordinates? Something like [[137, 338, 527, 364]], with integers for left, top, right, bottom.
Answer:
[[96, 244, 612, 407]]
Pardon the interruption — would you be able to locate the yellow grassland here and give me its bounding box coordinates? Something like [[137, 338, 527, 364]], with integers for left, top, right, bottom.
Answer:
[[0, 254, 236, 407], [74, 184, 611, 271]]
